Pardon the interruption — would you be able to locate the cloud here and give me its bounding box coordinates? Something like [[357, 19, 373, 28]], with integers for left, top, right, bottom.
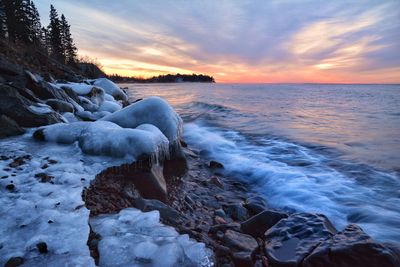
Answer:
[[35, 0, 400, 83]]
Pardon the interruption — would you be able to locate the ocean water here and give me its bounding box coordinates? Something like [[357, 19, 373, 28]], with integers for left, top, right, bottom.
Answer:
[[122, 83, 400, 243]]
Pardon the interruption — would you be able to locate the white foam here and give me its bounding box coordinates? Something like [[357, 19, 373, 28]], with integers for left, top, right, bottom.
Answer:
[[184, 122, 400, 243]]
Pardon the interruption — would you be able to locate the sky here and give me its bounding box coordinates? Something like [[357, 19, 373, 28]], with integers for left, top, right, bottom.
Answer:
[[36, 0, 400, 83]]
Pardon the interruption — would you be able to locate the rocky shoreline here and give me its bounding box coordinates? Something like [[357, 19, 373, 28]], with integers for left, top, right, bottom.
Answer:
[[1, 59, 400, 267]]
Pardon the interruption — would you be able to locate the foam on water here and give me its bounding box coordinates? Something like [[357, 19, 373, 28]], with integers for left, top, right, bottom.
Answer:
[[184, 122, 400, 243]]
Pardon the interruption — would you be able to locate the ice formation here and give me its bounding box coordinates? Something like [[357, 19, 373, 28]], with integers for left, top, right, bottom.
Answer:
[[101, 96, 183, 143], [89, 78, 128, 101], [90, 208, 214, 267], [35, 121, 169, 159]]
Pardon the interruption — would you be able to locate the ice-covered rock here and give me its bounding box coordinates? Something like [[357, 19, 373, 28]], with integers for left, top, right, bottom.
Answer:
[[33, 121, 170, 159], [98, 100, 122, 113], [90, 208, 214, 267], [78, 96, 99, 112], [89, 78, 128, 101], [56, 82, 94, 95], [101, 96, 182, 143]]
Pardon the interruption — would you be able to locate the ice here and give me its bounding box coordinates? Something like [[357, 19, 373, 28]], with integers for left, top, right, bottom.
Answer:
[[104, 93, 115, 101], [78, 96, 99, 112], [56, 82, 94, 95], [36, 121, 169, 159], [90, 208, 214, 267], [29, 103, 54, 114], [98, 100, 122, 113], [62, 112, 79, 123], [101, 96, 183, 143], [89, 78, 128, 101]]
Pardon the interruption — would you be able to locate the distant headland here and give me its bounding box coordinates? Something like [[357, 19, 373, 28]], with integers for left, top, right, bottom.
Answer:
[[108, 73, 215, 83]]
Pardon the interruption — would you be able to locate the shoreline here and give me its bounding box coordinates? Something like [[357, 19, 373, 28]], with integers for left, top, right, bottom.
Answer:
[[0, 63, 399, 266]]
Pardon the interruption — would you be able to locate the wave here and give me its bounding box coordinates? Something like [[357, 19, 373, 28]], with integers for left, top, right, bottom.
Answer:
[[183, 122, 400, 243]]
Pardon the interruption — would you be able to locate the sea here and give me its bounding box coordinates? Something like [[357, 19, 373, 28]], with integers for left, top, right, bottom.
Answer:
[[122, 83, 400, 243]]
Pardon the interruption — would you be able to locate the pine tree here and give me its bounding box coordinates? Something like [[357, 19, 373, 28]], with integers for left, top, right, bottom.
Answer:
[[3, 0, 17, 43], [0, 1, 7, 39], [60, 14, 77, 64], [48, 4, 63, 60], [29, 1, 41, 44], [14, 0, 31, 44]]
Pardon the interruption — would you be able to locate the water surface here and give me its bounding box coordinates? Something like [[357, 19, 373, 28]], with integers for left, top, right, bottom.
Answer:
[[122, 83, 400, 243]]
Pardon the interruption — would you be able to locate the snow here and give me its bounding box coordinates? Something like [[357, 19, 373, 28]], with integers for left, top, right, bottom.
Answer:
[[0, 132, 214, 267], [90, 78, 128, 101], [101, 96, 183, 143], [90, 208, 214, 267]]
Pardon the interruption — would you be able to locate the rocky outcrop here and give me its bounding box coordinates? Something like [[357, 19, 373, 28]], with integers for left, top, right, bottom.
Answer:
[[264, 213, 337, 267], [0, 84, 63, 127], [241, 210, 287, 238], [303, 224, 400, 267], [0, 115, 25, 138]]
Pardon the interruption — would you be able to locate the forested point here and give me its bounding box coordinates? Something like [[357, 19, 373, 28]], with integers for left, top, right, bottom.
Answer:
[[108, 73, 215, 83]]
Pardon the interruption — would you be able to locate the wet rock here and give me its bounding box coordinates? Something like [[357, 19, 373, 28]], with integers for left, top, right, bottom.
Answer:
[[209, 160, 224, 169], [244, 196, 268, 215], [135, 197, 181, 226], [303, 224, 400, 267], [209, 176, 224, 189], [45, 99, 74, 113], [224, 203, 248, 221], [0, 84, 63, 127], [215, 208, 227, 218], [210, 222, 242, 234], [36, 242, 48, 253], [4, 256, 24, 267], [224, 230, 258, 252], [241, 210, 287, 238], [163, 146, 188, 180], [264, 213, 337, 267], [0, 115, 25, 139], [223, 230, 258, 266]]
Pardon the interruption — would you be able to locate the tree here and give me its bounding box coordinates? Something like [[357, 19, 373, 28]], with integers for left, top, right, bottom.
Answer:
[[3, 0, 17, 43], [48, 4, 63, 60], [60, 14, 77, 64], [29, 1, 41, 44], [0, 1, 7, 39]]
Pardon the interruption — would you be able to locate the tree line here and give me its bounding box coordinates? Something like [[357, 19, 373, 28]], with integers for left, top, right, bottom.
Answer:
[[109, 73, 215, 83], [0, 1, 77, 65]]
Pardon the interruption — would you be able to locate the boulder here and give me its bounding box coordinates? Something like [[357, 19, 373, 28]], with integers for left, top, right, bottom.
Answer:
[[0, 54, 26, 88], [241, 210, 287, 238], [209, 160, 224, 169], [45, 99, 74, 113], [223, 230, 258, 266], [303, 224, 400, 267], [224, 203, 248, 221], [0, 115, 25, 138], [264, 213, 337, 267], [244, 196, 268, 215], [0, 85, 63, 127]]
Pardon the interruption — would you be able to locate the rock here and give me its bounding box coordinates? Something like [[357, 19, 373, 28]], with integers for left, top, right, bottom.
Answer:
[[4, 256, 24, 267], [210, 222, 242, 234], [303, 224, 400, 267], [135, 197, 181, 226], [5, 184, 15, 191], [224, 230, 258, 252], [264, 213, 337, 267], [224, 203, 248, 221], [223, 230, 258, 266], [244, 196, 268, 215], [34, 172, 54, 183], [0, 54, 26, 88], [36, 242, 48, 253], [209, 176, 224, 189], [215, 208, 227, 218], [0, 85, 63, 127], [209, 160, 224, 169], [163, 146, 188, 180], [0, 115, 25, 138], [241, 210, 287, 238], [45, 99, 74, 113]]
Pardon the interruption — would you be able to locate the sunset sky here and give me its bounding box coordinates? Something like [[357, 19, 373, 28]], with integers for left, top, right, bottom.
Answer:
[[36, 1, 400, 83]]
